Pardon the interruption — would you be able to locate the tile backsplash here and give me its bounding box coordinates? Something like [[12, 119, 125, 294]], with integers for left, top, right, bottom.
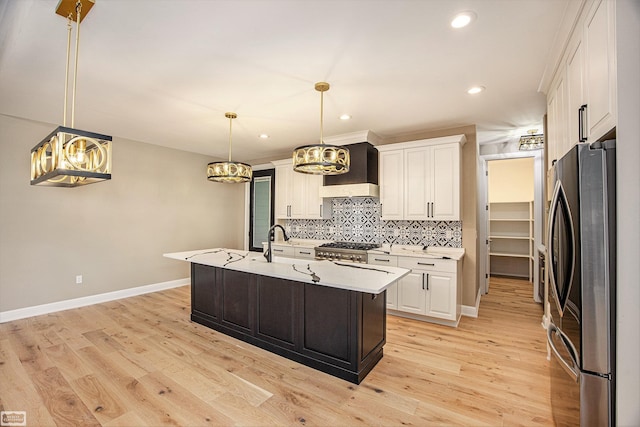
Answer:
[[284, 197, 462, 248]]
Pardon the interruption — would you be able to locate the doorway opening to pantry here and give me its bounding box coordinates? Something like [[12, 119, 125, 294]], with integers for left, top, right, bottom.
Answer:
[[487, 158, 535, 292]]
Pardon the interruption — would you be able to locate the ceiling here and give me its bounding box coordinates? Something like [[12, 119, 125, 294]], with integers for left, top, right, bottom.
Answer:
[[0, 0, 568, 164]]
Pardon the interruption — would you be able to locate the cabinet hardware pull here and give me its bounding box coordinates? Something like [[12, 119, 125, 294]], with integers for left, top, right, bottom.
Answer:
[[578, 104, 588, 142], [300, 251, 311, 255], [417, 262, 435, 266], [426, 273, 429, 290], [320, 204, 323, 218], [374, 258, 390, 262], [274, 249, 284, 252], [431, 202, 434, 218], [422, 273, 425, 290]]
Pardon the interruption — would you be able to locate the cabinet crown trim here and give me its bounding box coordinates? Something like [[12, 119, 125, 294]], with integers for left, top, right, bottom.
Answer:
[[376, 134, 466, 152]]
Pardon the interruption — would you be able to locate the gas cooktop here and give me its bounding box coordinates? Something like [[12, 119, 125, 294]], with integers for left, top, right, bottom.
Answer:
[[317, 242, 381, 251]]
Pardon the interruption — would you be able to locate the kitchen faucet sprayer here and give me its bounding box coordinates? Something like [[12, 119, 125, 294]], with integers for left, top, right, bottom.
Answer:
[[264, 224, 289, 262]]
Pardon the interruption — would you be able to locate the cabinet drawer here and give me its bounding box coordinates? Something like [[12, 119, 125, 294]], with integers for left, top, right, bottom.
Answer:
[[367, 254, 398, 266], [398, 256, 456, 273], [294, 247, 315, 259], [270, 245, 294, 257]]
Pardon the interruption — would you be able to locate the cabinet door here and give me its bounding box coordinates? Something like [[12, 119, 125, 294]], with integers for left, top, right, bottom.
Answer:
[[397, 272, 426, 314], [386, 282, 398, 310], [274, 165, 292, 218], [289, 171, 306, 218], [191, 263, 218, 320], [431, 143, 460, 220], [302, 174, 323, 219], [555, 76, 569, 161], [404, 146, 430, 220], [425, 271, 456, 321], [547, 90, 558, 171], [584, 0, 616, 142], [380, 150, 404, 220], [566, 30, 585, 148]]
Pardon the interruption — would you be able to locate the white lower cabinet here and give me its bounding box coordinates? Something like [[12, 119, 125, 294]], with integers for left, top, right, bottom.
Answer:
[[262, 244, 315, 260], [397, 271, 427, 314], [368, 252, 462, 326], [397, 270, 456, 320], [424, 271, 456, 319]]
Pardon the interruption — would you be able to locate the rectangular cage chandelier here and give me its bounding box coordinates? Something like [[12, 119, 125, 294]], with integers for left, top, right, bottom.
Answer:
[[30, 0, 112, 187]]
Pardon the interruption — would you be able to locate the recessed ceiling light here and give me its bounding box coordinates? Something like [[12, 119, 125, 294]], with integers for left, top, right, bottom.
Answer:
[[451, 11, 477, 29], [467, 86, 485, 94], [339, 114, 351, 120], [259, 134, 269, 139]]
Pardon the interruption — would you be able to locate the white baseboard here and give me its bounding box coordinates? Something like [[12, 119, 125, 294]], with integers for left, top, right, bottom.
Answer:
[[0, 278, 189, 323], [461, 289, 482, 318]]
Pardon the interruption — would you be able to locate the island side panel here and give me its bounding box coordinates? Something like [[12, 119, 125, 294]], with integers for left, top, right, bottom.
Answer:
[[357, 291, 386, 381], [361, 291, 386, 360]]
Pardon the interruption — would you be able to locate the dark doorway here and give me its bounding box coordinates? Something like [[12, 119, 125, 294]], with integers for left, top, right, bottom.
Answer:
[[249, 169, 275, 252]]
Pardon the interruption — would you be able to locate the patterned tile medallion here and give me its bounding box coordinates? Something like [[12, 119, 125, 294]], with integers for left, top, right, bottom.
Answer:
[[285, 197, 462, 248]]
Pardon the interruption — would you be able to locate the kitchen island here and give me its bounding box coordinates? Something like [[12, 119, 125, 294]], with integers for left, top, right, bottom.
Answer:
[[164, 248, 409, 383]]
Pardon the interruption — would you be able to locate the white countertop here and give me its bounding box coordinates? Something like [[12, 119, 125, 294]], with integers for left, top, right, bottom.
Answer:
[[368, 245, 465, 261], [164, 248, 410, 294]]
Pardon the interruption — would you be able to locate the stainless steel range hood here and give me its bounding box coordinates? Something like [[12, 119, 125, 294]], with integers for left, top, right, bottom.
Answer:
[[319, 131, 381, 198]]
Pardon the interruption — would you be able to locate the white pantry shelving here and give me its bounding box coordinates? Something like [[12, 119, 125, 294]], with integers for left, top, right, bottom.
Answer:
[[489, 201, 534, 280]]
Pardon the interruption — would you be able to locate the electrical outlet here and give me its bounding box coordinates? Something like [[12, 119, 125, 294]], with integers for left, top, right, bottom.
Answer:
[[76, 275, 83, 284]]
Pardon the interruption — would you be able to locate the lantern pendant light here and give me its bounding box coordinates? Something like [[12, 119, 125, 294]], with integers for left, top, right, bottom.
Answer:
[[292, 82, 350, 175], [207, 112, 252, 183], [30, 0, 112, 187]]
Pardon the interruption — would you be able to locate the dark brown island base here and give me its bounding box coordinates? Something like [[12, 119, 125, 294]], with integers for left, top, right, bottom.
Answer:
[[190, 263, 386, 384]]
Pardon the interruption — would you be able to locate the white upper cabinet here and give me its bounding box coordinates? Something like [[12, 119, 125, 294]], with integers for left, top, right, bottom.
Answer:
[[272, 159, 326, 219], [378, 135, 465, 221], [379, 150, 404, 220], [274, 162, 293, 219], [431, 143, 460, 220], [545, 0, 616, 168], [404, 146, 431, 220], [584, 0, 616, 142]]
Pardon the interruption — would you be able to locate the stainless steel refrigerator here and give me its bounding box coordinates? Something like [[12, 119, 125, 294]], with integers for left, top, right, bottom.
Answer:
[[547, 140, 616, 426]]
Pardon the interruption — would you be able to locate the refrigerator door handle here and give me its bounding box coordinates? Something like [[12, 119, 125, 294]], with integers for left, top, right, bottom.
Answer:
[[547, 179, 577, 315], [547, 323, 580, 383], [547, 180, 563, 312]]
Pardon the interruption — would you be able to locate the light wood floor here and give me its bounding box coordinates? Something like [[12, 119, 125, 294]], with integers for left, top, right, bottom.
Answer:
[[0, 277, 553, 426]]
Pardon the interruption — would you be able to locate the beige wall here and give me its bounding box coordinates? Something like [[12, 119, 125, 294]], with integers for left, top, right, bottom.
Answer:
[[488, 158, 534, 202], [382, 125, 478, 307], [0, 115, 245, 312]]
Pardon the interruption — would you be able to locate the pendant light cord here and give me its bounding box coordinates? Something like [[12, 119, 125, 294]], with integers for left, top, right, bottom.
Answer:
[[228, 115, 233, 162], [63, 15, 72, 127], [319, 88, 324, 145], [71, 0, 82, 128]]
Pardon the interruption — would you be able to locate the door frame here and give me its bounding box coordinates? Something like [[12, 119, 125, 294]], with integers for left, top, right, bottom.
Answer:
[[478, 150, 544, 302], [244, 164, 276, 252]]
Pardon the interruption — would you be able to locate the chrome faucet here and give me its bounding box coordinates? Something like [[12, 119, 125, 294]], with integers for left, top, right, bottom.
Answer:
[[264, 224, 290, 263]]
